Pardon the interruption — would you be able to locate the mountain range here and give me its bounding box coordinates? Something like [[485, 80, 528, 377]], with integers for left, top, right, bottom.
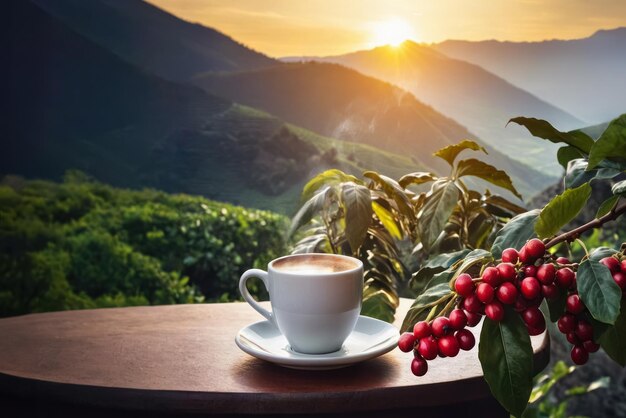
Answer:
[[282, 42, 584, 173], [434, 28, 626, 124], [11, 0, 620, 215]]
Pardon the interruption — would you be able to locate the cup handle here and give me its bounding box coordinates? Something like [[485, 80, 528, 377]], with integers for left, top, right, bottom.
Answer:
[[239, 269, 274, 324]]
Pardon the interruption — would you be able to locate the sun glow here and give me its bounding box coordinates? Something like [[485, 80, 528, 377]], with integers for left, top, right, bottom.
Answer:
[[371, 18, 415, 47]]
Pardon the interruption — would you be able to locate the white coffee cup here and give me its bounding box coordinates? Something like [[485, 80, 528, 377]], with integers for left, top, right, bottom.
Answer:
[[239, 253, 363, 354]]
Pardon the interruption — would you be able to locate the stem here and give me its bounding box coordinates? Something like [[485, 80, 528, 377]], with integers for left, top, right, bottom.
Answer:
[[545, 202, 626, 250], [575, 238, 589, 258]]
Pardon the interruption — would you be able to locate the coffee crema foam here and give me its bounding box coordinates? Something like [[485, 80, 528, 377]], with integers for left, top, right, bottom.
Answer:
[[273, 255, 358, 274]]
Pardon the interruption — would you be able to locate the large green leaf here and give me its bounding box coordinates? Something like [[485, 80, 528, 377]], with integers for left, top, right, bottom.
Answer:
[[588, 114, 626, 169], [364, 171, 414, 220], [557, 146, 585, 170], [288, 187, 330, 237], [535, 183, 591, 239], [491, 209, 540, 256], [564, 159, 620, 190], [417, 180, 459, 251], [451, 249, 493, 280], [398, 172, 438, 188], [546, 291, 567, 323], [599, 299, 626, 366], [433, 139, 487, 166], [302, 169, 358, 201], [508, 117, 593, 154], [613, 180, 626, 196], [401, 283, 451, 332], [483, 194, 527, 216], [341, 183, 372, 252], [371, 201, 402, 240], [455, 158, 522, 200], [361, 290, 395, 323], [577, 259, 622, 324], [424, 249, 471, 269], [479, 308, 533, 418]]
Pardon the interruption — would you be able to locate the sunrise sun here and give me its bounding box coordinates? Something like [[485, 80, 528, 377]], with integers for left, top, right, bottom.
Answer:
[[371, 18, 415, 47]]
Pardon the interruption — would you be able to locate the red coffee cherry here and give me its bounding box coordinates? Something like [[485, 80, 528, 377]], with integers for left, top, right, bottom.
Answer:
[[621, 259, 626, 273], [525, 238, 546, 260], [555, 267, 575, 289], [455, 329, 475, 351], [485, 301, 505, 322], [438, 335, 460, 357], [448, 309, 468, 330], [520, 277, 541, 300], [566, 294, 585, 315], [513, 294, 529, 312], [496, 282, 518, 305], [518, 246, 531, 264], [411, 355, 428, 376], [482, 267, 501, 287], [454, 273, 475, 297], [432, 317, 452, 337], [497, 263, 516, 282], [526, 323, 546, 336], [571, 345, 589, 365], [501, 248, 519, 264], [522, 307, 545, 329], [557, 313, 577, 334], [566, 332, 581, 345], [600, 256, 620, 273], [575, 319, 594, 342], [413, 321, 432, 339], [465, 311, 482, 327], [398, 332, 416, 352], [537, 263, 556, 285], [463, 294, 484, 314], [613, 272, 626, 291], [476, 282, 495, 304], [583, 340, 600, 353], [417, 336, 438, 360], [541, 284, 559, 299], [556, 257, 570, 265], [522, 265, 537, 278]]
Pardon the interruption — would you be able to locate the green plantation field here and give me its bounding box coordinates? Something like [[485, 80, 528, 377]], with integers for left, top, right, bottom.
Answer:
[[0, 173, 288, 317]]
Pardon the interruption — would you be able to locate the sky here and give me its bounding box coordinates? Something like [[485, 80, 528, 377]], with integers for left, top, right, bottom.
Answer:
[[148, 0, 626, 57]]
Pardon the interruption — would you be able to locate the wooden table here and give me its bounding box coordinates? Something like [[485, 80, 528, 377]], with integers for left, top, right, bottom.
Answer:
[[0, 299, 549, 417]]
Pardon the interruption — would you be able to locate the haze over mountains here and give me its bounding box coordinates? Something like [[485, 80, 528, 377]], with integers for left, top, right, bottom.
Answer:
[[282, 42, 584, 173], [434, 28, 626, 124], [11, 0, 620, 214]]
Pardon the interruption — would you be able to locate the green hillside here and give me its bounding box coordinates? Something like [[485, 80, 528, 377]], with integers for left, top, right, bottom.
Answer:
[[194, 63, 554, 199]]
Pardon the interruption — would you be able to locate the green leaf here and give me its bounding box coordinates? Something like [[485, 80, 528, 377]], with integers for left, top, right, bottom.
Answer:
[[341, 183, 372, 252], [361, 289, 395, 323], [564, 159, 621, 190], [613, 180, 626, 196], [599, 299, 626, 366], [424, 249, 471, 269], [401, 283, 451, 332], [371, 201, 402, 240], [565, 376, 610, 396], [398, 172, 438, 188], [596, 195, 620, 218], [588, 114, 626, 169], [433, 139, 487, 166], [577, 259, 622, 324], [479, 308, 533, 418], [491, 210, 540, 256], [302, 169, 358, 201], [508, 117, 593, 154], [546, 290, 567, 322], [483, 194, 527, 216], [364, 171, 414, 220], [455, 158, 522, 199], [590, 246, 618, 261], [452, 249, 493, 280], [529, 361, 575, 403], [535, 183, 591, 239], [289, 187, 330, 237], [557, 146, 585, 170], [417, 180, 459, 251]]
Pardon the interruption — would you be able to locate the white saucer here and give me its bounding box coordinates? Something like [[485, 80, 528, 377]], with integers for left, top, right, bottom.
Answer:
[[235, 315, 399, 370]]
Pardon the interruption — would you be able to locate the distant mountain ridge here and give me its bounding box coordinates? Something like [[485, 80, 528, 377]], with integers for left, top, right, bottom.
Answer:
[[283, 41, 584, 174], [5, 0, 421, 213], [31, 0, 277, 81], [434, 27, 626, 124], [193, 62, 553, 198]]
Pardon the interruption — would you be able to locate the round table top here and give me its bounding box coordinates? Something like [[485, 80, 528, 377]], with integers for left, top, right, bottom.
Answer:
[[0, 299, 549, 414]]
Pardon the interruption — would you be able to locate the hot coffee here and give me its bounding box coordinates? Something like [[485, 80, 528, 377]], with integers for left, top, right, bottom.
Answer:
[[272, 254, 358, 274]]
